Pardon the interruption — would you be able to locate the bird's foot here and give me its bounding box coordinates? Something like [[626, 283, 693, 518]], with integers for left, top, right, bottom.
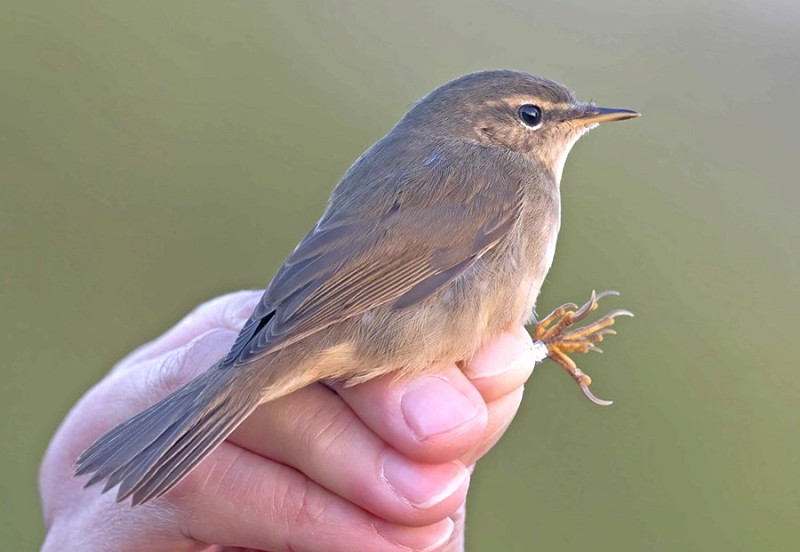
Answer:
[[533, 290, 633, 406]]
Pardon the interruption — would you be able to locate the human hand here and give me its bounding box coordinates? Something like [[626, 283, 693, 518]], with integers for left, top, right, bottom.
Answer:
[[40, 290, 538, 552]]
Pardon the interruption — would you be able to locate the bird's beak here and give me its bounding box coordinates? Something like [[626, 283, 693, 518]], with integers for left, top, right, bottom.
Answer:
[[573, 106, 640, 125]]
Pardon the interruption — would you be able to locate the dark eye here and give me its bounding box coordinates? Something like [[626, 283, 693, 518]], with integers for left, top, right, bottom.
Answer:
[[518, 104, 543, 129]]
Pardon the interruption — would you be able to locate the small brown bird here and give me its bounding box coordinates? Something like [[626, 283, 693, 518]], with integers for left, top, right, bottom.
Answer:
[[76, 70, 639, 505]]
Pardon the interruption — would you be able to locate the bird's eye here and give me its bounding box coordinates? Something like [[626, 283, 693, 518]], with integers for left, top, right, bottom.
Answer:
[[518, 104, 543, 129]]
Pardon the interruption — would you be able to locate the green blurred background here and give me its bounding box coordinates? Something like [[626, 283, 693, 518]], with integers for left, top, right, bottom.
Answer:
[[2, 1, 799, 550]]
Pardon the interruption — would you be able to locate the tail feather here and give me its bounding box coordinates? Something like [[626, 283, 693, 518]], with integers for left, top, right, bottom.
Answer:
[[130, 401, 248, 504], [75, 365, 262, 505], [99, 401, 197, 493], [112, 400, 229, 498], [77, 381, 202, 482]]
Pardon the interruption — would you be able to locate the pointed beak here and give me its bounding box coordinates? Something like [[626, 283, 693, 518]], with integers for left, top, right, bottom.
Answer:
[[573, 106, 640, 125]]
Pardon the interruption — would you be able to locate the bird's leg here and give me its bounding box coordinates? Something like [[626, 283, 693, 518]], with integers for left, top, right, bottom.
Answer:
[[532, 290, 633, 406]]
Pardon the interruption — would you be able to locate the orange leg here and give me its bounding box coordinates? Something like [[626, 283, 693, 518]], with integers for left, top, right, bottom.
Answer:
[[532, 290, 633, 406]]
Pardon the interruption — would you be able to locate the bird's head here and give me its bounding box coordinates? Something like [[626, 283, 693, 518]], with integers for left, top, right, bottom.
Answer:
[[398, 70, 639, 182]]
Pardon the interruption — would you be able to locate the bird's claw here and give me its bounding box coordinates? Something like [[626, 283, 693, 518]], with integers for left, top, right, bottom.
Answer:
[[533, 290, 632, 406]]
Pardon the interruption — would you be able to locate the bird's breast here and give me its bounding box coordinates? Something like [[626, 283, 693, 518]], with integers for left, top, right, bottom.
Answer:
[[516, 188, 562, 320]]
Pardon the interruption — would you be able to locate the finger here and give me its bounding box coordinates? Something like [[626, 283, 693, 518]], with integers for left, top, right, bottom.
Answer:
[[68, 326, 456, 550], [457, 328, 533, 465], [331, 363, 490, 464], [331, 329, 536, 464], [58, 442, 455, 552], [459, 386, 525, 466], [43, 327, 238, 527], [119, 290, 262, 368], [165, 442, 456, 552], [65, 328, 238, 465], [76, 324, 469, 528], [229, 381, 470, 526], [461, 327, 537, 402]]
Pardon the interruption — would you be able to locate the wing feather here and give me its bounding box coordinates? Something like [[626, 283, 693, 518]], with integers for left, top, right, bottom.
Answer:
[[233, 147, 523, 364]]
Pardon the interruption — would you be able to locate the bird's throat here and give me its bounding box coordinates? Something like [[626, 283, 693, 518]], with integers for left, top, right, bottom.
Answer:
[[549, 126, 592, 186]]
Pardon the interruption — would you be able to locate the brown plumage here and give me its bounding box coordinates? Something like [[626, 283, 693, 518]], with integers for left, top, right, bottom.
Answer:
[[75, 70, 638, 505]]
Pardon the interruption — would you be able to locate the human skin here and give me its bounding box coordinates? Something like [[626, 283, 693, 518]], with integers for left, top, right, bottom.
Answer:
[[40, 290, 539, 552]]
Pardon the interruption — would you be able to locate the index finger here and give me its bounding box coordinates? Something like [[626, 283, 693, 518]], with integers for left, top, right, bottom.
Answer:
[[118, 290, 262, 368], [331, 329, 537, 464]]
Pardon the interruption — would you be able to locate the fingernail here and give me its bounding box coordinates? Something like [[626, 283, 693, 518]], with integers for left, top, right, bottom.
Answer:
[[463, 330, 537, 380], [401, 376, 480, 440], [375, 516, 455, 551], [381, 449, 468, 509]]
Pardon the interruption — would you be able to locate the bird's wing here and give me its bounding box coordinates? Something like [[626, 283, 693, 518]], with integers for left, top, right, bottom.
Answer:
[[226, 158, 523, 365]]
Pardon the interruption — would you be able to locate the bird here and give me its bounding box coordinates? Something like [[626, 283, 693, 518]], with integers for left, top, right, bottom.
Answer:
[[75, 69, 639, 506]]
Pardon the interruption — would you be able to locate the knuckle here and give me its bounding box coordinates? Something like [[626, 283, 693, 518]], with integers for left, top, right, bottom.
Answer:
[[299, 398, 359, 459], [277, 474, 328, 538], [145, 328, 230, 399], [219, 289, 262, 330], [190, 289, 261, 331], [144, 343, 193, 399]]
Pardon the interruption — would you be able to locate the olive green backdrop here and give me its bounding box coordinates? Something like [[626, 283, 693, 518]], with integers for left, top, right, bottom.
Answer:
[[2, 1, 799, 550]]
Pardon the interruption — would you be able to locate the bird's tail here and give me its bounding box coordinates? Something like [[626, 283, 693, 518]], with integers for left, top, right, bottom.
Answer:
[[74, 363, 265, 506]]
